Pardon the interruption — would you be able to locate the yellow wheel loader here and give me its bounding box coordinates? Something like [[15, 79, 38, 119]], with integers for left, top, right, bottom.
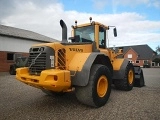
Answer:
[[16, 17, 144, 107]]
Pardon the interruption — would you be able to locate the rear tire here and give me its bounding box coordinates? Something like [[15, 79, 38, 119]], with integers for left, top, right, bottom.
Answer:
[[134, 71, 145, 87], [75, 64, 112, 107], [114, 63, 135, 91]]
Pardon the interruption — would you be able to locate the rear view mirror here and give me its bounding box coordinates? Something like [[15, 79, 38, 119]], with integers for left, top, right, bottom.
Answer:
[[113, 28, 117, 37]]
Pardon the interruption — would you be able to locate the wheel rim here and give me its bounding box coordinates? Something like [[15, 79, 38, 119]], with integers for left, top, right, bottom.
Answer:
[[128, 69, 134, 84], [97, 75, 108, 98]]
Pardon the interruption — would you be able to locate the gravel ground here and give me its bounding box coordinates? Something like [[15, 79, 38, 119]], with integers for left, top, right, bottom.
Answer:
[[0, 68, 160, 120]]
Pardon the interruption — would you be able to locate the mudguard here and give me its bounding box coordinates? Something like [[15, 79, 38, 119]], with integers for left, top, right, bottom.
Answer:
[[70, 53, 112, 86], [133, 65, 145, 87], [112, 59, 129, 80], [112, 59, 145, 87]]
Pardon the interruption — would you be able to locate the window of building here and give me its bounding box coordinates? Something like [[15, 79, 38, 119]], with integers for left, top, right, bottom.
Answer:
[[143, 60, 148, 63], [7, 53, 14, 60], [128, 54, 132, 58], [135, 60, 140, 63]]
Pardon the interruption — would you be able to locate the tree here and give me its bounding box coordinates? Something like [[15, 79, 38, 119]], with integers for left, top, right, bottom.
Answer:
[[156, 45, 160, 55], [153, 58, 160, 63]]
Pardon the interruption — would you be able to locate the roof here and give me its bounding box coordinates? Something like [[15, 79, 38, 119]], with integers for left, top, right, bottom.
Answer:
[[112, 44, 155, 60], [76, 21, 109, 30], [0, 24, 59, 42]]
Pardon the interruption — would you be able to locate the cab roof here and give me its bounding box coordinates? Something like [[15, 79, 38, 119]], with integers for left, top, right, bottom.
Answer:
[[73, 21, 109, 30]]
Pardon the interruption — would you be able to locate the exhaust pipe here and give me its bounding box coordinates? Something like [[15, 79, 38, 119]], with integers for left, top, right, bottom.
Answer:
[[60, 19, 67, 42]]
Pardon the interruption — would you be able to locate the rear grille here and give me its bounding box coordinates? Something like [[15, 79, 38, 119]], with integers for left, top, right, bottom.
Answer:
[[28, 46, 54, 75]]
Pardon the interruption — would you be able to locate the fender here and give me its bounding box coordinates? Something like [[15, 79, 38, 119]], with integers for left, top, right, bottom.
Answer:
[[112, 59, 129, 80], [133, 65, 143, 79], [70, 53, 112, 86]]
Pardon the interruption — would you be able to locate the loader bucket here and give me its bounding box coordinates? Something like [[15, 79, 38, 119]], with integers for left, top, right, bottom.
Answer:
[[133, 65, 145, 87]]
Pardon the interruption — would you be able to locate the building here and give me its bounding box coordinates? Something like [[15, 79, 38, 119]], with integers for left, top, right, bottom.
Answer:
[[113, 44, 156, 67], [152, 54, 160, 67], [0, 24, 58, 72]]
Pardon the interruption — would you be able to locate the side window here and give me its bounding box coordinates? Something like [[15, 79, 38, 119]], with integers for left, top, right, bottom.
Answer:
[[99, 27, 106, 48]]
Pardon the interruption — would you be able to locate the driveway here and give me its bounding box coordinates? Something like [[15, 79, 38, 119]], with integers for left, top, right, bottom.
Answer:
[[0, 68, 160, 120]]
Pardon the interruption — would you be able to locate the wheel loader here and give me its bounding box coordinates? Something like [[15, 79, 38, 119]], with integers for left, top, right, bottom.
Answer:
[[16, 17, 145, 107]]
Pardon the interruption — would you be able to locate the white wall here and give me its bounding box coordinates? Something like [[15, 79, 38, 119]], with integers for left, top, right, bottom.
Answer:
[[0, 36, 44, 52]]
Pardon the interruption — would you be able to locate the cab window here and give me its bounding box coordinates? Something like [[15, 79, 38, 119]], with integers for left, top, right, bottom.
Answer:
[[99, 26, 106, 49], [74, 25, 94, 42]]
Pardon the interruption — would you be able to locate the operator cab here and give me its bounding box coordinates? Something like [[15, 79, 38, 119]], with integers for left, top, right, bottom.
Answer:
[[70, 17, 117, 49]]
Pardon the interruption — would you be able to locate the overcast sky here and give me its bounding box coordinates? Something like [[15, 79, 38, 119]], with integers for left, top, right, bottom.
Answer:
[[0, 0, 160, 50]]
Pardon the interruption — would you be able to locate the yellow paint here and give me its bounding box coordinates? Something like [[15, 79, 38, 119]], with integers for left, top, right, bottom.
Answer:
[[31, 42, 92, 70], [112, 59, 124, 70], [100, 49, 110, 57], [76, 22, 109, 30], [65, 44, 92, 70], [68, 53, 90, 71], [128, 69, 134, 84], [16, 68, 71, 92], [76, 23, 92, 28], [97, 75, 108, 98], [95, 25, 99, 49]]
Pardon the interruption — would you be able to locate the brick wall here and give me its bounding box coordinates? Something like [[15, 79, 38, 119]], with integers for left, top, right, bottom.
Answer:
[[0, 51, 10, 72], [124, 48, 138, 64], [0, 51, 29, 72], [124, 48, 151, 67], [136, 59, 152, 67]]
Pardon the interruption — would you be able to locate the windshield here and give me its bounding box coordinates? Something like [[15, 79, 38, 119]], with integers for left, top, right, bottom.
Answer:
[[74, 25, 94, 42]]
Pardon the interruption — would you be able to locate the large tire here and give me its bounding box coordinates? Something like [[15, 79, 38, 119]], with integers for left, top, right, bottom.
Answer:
[[75, 64, 112, 107], [134, 71, 145, 87], [114, 63, 135, 91], [9, 65, 16, 75]]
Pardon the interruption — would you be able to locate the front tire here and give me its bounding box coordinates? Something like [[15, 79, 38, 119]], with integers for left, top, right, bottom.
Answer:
[[114, 63, 135, 91], [75, 64, 112, 107]]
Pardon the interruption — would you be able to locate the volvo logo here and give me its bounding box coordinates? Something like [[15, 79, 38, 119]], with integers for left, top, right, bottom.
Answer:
[[69, 48, 83, 52]]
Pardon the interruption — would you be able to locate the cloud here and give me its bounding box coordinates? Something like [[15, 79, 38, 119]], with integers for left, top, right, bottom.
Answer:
[[113, 0, 149, 6], [0, 0, 160, 50], [1, 0, 64, 39], [92, 0, 160, 11], [152, 0, 160, 8], [112, 0, 160, 13], [92, 0, 108, 10], [112, 0, 160, 7]]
